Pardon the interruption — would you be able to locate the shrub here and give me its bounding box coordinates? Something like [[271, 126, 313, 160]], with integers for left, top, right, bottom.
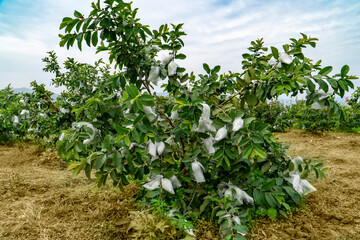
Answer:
[[55, 1, 357, 238], [1, 1, 357, 239]]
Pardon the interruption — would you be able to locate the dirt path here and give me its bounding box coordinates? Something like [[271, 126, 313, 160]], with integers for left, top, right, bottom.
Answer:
[[251, 130, 360, 240]]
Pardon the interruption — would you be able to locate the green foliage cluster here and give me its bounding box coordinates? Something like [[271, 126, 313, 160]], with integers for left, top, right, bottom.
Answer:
[[127, 211, 180, 240], [348, 86, 360, 107], [251, 101, 291, 132], [252, 100, 360, 132], [0, 82, 60, 144], [0, 0, 358, 239]]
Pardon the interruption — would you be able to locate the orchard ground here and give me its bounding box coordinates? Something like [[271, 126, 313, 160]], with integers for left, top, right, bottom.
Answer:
[[250, 130, 360, 240], [0, 130, 359, 240]]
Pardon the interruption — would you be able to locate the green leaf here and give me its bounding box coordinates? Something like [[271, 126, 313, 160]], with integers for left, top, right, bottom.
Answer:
[[233, 225, 248, 235], [243, 145, 252, 159], [238, 137, 249, 147], [92, 31, 98, 46], [72, 163, 84, 177], [212, 65, 221, 74], [317, 79, 329, 92], [245, 93, 258, 106], [249, 133, 263, 144], [248, 67, 255, 79], [143, 27, 153, 36], [224, 155, 231, 167], [327, 78, 338, 88], [261, 162, 271, 172], [103, 135, 112, 152], [283, 186, 300, 204], [346, 79, 354, 89], [135, 99, 144, 111], [307, 79, 315, 92], [216, 210, 227, 217], [216, 158, 223, 168], [85, 31, 91, 47], [219, 113, 232, 123], [85, 163, 92, 179], [200, 198, 211, 213], [75, 20, 83, 32], [341, 65, 349, 77], [146, 133, 155, 138], [288, 162, 295, 172], [270, 86, 277, 96], [338, 79, 348, 91], [82, 18, 92, 32], [115, 126, 130, 135], [319, 66, 332, 76], [110, 170, 119, 183], [203, 63, 211, 74], [88, 19, 99, 30], [131, 129, 141, 143], [234, 236, 247, 240], [252, 143, 266, 158], [244, 117, 256, 126], [124, 135, 131, 146], [282, 44, 289, 52], [139, 94, 155, 106], [242, 53, 251, 59], [114, 152, 122, 170], [60, 17, 73, 29], [125, 85, 137, 98], [133, 114, 143, 126], [74, 10, 82, 18], [97, 174, 107, 188], [175, 53, 186, 60], [300, 170, 309, 179], [261, 181, 275, 191], [271, 46, 279, 59], [267, 208, 277, 220], [59, 38, 68, 47], [213, 149, 223, 160], [76, 33, 83, 51], [265, 194, 277, 208], [224, 148, 235, 159], [65, 19, 79, 33], [253, 189, 263, 205], [137, 123, 148, 133], [95, 155, 106, 170]]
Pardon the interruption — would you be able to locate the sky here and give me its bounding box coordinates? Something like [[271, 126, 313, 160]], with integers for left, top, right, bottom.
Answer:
[[0, 0, 359, 97]]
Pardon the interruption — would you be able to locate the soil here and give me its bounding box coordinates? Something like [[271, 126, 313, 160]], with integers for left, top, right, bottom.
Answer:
[[250, 130, 360, 240], [0, 144, 141, 240], [0, 144, 216, 240], [1, 130, 359, 239]]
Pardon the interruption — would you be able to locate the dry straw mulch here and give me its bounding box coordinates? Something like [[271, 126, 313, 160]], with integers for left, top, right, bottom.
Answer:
[[250, 130, 360, 240], [0, 144, 217, 240], [2, 130, 359, 239]]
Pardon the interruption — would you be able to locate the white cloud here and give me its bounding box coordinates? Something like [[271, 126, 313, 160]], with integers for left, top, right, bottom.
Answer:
[[0, 0, 359, 96], [0, 35, 47, 56]]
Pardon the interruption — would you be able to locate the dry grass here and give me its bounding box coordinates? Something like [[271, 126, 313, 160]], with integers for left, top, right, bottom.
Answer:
[[250, 130, 360, 240], [0, 144, 148, 239], [0, 144, 217, 240], [4, 130, 358, 239]]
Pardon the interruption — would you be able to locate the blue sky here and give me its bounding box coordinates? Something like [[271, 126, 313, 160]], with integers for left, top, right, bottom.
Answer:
[[0, 0, 359, 97]]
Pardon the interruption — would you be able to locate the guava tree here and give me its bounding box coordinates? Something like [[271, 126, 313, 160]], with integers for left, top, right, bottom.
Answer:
[[43, 51, 125, 161], [0, 86, 24, 143], [348, 86, 360, 107], [57, 0, 357, 239], [0, 82, 59, 144]]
